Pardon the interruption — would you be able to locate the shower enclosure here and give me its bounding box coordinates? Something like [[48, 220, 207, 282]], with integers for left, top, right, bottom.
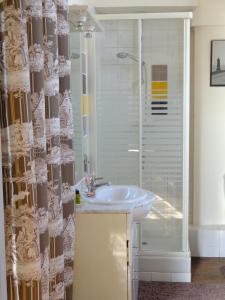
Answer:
[[71, 12, 191, 280]]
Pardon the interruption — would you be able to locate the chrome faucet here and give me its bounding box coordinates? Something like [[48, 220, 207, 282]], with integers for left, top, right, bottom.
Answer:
[[87, 176, 110, 193]]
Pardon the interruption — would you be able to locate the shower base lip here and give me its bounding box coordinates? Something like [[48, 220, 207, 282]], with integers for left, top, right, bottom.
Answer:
[[138, 250, 191, 257], [137, 249, 191, 283]]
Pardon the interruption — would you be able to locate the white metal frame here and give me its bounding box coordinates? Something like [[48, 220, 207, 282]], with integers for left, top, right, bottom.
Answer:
[[182, 18, 191, 253], [138, 19, 143, 188], [80, 35, 91, 175], [87, 33, 98, 176], [91, 12, 192, 256], [96, 12, 192, 21]]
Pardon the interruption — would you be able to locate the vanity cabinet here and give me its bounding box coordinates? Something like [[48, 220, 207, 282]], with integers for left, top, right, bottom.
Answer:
[[74, 212, 138, 300]]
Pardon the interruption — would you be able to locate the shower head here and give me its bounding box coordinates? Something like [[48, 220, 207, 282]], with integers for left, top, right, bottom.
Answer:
[[116, 52, 139, 62], [116, 51, 148, 99]]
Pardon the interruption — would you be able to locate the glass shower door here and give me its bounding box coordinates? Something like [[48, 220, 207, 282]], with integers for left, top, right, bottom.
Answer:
[[140, 19, 185, 253], [95, 20, 140, 185]]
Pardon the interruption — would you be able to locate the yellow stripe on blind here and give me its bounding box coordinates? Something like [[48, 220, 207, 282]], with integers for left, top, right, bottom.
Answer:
[[82, 95, 87, 115], [152, 95, 168, 100], [152, 81, 168, 90], [152, 90, 168, 95]]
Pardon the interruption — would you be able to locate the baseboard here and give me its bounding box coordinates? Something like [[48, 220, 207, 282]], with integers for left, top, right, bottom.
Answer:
[[189, 225, 225, 257], [138, 271, 191, 283], [138, 252, 191, 283]]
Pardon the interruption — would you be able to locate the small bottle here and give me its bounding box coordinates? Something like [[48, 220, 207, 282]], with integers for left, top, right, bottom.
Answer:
[[75, 189, 81, 205]]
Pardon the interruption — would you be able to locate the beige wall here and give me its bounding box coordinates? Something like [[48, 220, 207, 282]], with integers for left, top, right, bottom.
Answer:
[[192, 0, 225, 26], [90, 0, 197, 8], [192, 0, 225, 226], [69, 0, 89, 5]]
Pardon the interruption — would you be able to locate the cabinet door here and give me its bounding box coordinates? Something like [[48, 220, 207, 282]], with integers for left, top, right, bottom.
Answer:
[[74, 213, 128, 300]]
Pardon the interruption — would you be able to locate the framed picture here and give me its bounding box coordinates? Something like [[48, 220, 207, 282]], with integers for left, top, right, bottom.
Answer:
[[210, 40, 225, 86]]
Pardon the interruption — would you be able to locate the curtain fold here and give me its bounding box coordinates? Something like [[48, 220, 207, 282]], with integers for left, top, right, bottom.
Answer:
[[0, 1, 75, 299]]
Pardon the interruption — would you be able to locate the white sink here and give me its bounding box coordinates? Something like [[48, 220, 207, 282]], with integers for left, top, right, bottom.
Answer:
[[81, 185, 156, 221]]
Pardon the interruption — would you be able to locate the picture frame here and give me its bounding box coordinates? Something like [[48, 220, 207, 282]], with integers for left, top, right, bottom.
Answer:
[[210, 40, 225, 87]]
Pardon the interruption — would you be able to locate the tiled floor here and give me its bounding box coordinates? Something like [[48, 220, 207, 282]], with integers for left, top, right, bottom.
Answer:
[[191, 257, 225, 284]]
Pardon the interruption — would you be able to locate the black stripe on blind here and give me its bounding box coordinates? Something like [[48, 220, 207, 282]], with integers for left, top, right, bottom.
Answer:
[[151, 101, 168, 105], [151, 107, 168, 110], [151, 113, 168, 115]]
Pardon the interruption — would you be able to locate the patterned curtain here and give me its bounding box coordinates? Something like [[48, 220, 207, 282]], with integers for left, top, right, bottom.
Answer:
[[0, 1, 75, 299]]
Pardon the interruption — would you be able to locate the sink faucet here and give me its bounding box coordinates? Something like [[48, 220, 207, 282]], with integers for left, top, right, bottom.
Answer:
[[87, 176, 110, 194]]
